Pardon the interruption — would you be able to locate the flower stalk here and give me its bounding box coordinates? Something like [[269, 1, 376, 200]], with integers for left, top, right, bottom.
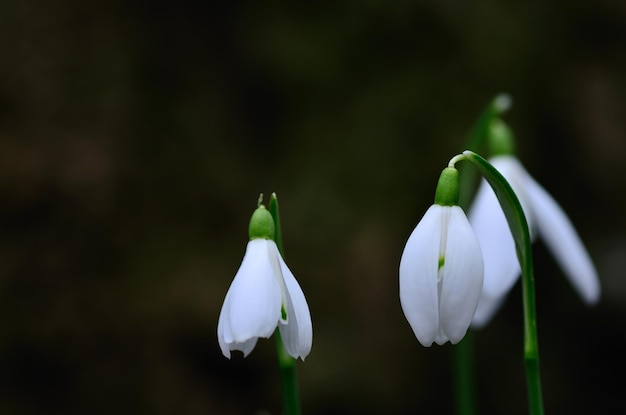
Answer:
[[457, 151, 544, 415], [269, 193, 302, 415], [453, 332, 476, 415]]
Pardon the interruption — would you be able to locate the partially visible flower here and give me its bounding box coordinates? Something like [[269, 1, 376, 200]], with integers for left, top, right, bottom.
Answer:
[[400, 167, 484, 346], [469, 152, 600, 327], [217, 205, 312, 359]]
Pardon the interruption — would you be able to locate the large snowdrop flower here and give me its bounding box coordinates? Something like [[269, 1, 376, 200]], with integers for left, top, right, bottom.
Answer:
[[400, 166, 484, 346], [469, 127, 600, 327], [217, 205, 312, 360]]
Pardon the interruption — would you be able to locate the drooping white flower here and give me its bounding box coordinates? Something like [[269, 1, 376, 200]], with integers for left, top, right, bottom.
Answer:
[[217, 206, 312, 360], [469, 155, 600, 327], [400, 167, 484, 346]]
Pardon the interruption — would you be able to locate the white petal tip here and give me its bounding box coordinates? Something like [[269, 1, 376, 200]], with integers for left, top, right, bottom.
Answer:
[[583, 289, 601, 306], [470, 319, 488, 330]]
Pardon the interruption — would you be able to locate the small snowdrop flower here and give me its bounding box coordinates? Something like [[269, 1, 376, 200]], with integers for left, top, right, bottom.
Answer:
[[469, 120, 600, 327], [400, 165, 484, 346], [217, 204, 312, 359]]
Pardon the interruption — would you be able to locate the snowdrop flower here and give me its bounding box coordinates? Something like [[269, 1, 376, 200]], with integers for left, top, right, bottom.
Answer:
[[469, 121, 600, 327], [400, 166, 484, 346], [217, 205, 312, 359]]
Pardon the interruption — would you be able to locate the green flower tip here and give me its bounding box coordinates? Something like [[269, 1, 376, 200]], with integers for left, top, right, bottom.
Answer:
[[248, 204, 275, 240], [434, 167, 460, 206], [488, 118, 516, 156]]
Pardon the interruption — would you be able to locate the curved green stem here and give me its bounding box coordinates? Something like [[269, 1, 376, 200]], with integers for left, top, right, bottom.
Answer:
[[269, 193, 302, 415], [461, 151, 544, 415]]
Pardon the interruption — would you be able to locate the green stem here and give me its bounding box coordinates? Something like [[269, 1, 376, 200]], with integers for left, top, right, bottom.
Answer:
[[274, 331, 301, 415], [269, 193, 302, 415], [460, 151, 544, 415], [524, 355, 543, 415], [453, 330, 476, 415]]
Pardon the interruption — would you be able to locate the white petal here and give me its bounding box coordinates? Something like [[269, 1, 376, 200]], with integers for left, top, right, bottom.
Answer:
[[276, 250, 313, 360], [469, 177, 521, 300], [216, 239, 282, 357], [399, 205, 442, 347], [471, 292, 506, 328], [217, 287, 233, 358], [489, 156, 537, 233], [266, 241, 290, 325], [227, 338, 258, 358], [525, 175, 600, 304], [439, 206, 484, 344]]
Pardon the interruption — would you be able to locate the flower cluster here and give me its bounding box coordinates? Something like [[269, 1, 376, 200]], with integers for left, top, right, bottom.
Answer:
[[399, 146, 600, 345], [218, 133, 600, 357], [216, 98, 600, 415]]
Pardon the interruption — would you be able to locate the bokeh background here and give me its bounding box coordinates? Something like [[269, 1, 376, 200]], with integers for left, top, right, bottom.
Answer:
[[1, 0, 625, 414]]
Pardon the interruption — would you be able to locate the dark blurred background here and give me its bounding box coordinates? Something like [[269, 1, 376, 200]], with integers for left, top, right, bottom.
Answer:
[[0, 0, 625, 414]]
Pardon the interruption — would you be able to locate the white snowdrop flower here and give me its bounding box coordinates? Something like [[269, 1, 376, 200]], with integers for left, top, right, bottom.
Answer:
[[217, 205, 312, 359], [400, 167, 484, 346], [469, 153, 600, 327]]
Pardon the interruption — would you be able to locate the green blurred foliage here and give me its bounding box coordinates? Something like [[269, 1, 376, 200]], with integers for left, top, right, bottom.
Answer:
[[0, 0, 625, 414]]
